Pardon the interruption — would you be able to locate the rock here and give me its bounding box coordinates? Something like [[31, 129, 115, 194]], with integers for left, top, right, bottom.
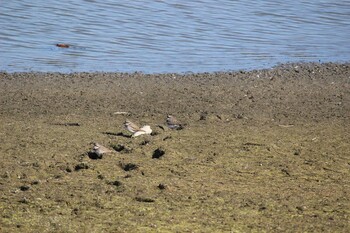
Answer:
[[152, 148, 165, 159]]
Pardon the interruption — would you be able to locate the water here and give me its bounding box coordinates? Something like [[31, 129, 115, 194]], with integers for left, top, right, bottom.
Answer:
[[1, 0, 350, 73]]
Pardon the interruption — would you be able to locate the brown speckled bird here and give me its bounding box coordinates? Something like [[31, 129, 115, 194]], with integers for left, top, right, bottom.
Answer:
[[124, 119, 141, 133], [91, 143, 113, 156]]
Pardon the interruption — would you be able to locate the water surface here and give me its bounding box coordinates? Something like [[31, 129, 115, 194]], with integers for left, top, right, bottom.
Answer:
[[1, 0, 349, 73]]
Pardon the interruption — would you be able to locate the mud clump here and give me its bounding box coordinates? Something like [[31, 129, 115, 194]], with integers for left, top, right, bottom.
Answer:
[[119, 162, 138, 171], [87, 151, 103, 160], [19, 185, 30, 191], [152, 148, 165, 159], [112, 144, 132, 153], [74, 163, 89, 171], [135, 197, 155, 203], [108, 180, 122, 187], [157, 183, 167, 190], [0, 63, 349, 232]]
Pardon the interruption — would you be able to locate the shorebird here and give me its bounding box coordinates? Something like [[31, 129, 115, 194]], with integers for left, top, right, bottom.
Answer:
[[124, 119, 141, 133], [132, 125, 152, 137], [166, 115, 183, 130], [91, 143, 113, 156], [124, 119, 152, 137]]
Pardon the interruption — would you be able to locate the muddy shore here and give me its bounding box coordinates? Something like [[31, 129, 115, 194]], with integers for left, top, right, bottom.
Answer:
[[0, 63, 349, 232]]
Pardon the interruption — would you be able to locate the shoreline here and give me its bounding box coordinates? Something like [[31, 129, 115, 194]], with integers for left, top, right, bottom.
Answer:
[[0, 62, 349, 232], [2, 61, 349, 75]]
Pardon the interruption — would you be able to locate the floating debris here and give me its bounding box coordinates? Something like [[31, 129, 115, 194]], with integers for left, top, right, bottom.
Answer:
[[56, 43, 70, 48]]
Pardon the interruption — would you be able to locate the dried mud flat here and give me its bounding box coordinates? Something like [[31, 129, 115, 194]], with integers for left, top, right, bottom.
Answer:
[[0, 63, 349, 232]]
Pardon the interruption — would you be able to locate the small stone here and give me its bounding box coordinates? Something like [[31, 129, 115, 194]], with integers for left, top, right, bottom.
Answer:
[[158, 183, 167, 190], [152, 148, 165, 159], [19, 185, 30, 191]]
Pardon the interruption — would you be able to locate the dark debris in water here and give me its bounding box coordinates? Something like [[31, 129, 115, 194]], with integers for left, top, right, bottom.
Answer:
[[56, 43, 70, 48]]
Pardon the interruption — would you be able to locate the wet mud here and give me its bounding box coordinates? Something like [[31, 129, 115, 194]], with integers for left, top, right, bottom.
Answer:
[[0, 63, 349, 232]]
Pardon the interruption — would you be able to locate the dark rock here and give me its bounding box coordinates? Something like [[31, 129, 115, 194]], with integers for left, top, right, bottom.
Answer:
[[152, 148, 165, 159], [158, 183, 167, 190], [19, 185, 30, 191], [88, 151, 103, 160]]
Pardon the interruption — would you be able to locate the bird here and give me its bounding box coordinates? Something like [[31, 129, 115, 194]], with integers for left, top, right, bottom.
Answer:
[[124, 119, 141, 133], [91, 143, 113, 156], [132, 125, 152, 137], [166, 115, 183, 130]]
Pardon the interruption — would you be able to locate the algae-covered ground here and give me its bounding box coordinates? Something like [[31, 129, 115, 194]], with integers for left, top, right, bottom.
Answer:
[[0, 63, 349, 232]]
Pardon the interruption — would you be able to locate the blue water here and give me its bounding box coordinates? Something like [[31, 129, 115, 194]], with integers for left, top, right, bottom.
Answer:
[[1, 0, 350, 73]]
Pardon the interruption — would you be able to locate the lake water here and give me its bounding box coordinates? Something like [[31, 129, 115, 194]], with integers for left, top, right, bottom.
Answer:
[[1, 0, 350, 73]]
